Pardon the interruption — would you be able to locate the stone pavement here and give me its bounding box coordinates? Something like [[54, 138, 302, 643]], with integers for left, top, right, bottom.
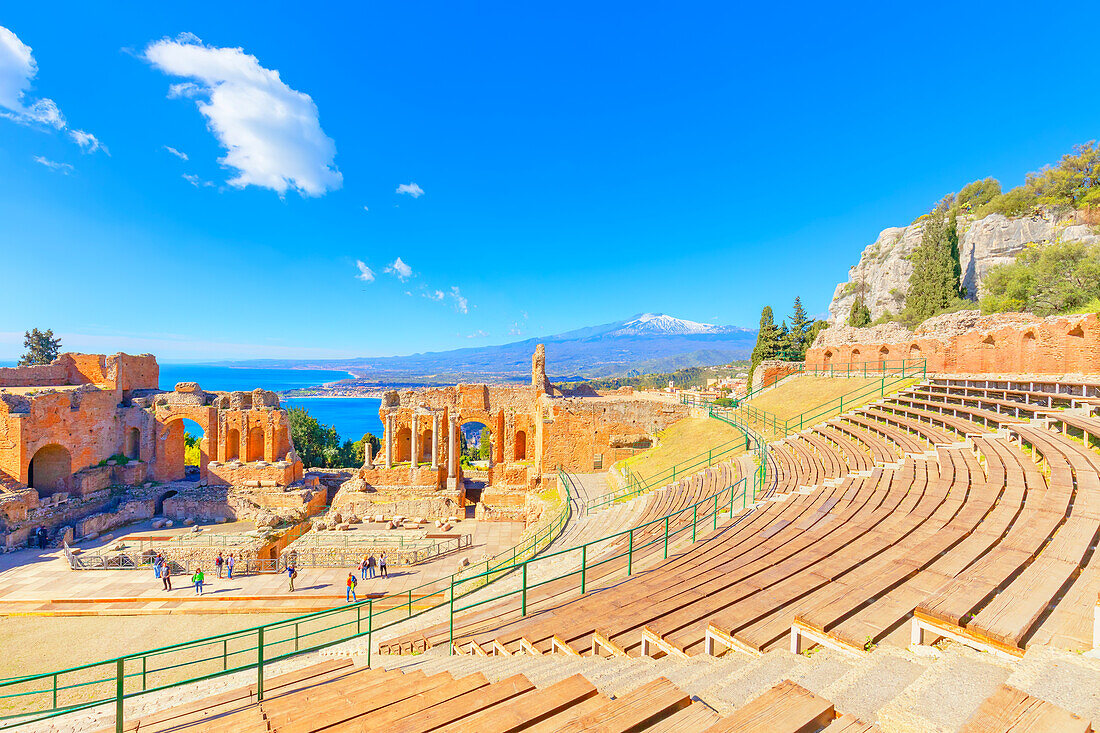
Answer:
[[0, 519, 523, 616]]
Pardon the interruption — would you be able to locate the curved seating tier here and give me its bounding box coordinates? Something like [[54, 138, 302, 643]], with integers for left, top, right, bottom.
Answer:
[[415, 375, 1100, 663]]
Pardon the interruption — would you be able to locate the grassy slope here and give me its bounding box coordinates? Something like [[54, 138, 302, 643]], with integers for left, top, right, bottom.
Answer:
[[614, 417, 748, 485], [744, 375, 920, 432]]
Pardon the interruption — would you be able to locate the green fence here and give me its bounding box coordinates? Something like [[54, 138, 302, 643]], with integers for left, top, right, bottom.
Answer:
[[709, 372, 922, 439], [0, 469, 576, 732], [680, 358, 927, 409]]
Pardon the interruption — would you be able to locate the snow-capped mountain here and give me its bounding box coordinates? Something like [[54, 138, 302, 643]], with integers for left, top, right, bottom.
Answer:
[[234, 313, 757, 382], [611, 313, 731, 336]]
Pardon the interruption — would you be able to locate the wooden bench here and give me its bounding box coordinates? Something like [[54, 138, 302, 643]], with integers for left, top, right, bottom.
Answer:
[[960, 683, 1092, 732], [702, 680, 834, 733]]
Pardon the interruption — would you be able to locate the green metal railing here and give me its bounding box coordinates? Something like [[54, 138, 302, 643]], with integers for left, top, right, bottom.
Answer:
[[680, 358, 927, 409], [589, 434, 753, 513], [0, 469, 577, 732], [712, 371, 922, 439]]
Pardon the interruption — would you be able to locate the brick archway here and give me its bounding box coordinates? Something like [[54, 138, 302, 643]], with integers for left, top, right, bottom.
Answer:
[[29, 444, 71, 496]]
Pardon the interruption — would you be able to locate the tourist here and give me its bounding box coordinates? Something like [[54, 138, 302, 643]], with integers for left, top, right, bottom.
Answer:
[[287, 563, 297, 593], [346, 572, 358, 603], [379, 553, 388, 579], [153, 553, 163, 579], [192, 567, 204, 595], [367, 554, 377, 579], [37, 527, 48, 550], [162, 561, 172, 591], [359, 555, 368, 581], [215, 552, 224, 578], [227, 553, 235, 580]]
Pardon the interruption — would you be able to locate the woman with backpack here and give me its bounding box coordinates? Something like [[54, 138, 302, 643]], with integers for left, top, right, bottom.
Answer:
[[346, 572, 358, 603]]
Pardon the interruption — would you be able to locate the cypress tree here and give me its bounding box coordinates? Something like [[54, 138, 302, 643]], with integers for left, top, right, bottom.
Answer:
[[901, 203, 963, 325], [788, 296, 811, 358], [748, 306, 781, 389]]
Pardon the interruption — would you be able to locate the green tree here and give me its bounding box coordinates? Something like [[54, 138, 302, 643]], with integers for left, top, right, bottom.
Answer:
[[748, 306, 781, 388], [477, 428, 492, 461], [351, 433, 382, 465], [981, 240, 1100, 316], [805, 320, 830, 349], [955, 177, 1002, 212], [849, 297, 872, 327], [900, 202, 966, 326], [183, 432, 202, 466], [18, 328, 62, 366], [287, 407, 338, 468]]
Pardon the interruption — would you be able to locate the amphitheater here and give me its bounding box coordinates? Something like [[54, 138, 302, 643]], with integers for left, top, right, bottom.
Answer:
[[4, 315, 1100, 732]]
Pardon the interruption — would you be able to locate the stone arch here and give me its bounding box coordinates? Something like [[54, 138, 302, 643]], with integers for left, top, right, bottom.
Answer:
[[395, 427, 412, 462], [823, 350, 833, 366], [1021, 331, 1039, 372], [1069, 325, 1085, 338], [124, 427, 141, 460], [29, 444, 71, 496], [419, 428, 433, 463], [155, 489, 177, 515], [850, 348, 861, 364], [514, 430, 527, 461], [225, 428, 240, 461], [908, 343, 922, 358], [980, 334, 996, 372], [878, 346, 889, 370], [246, 427, 265, 462]]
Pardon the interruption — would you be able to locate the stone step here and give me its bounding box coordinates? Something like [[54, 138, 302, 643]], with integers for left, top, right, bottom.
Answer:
[[875, 643, 1014, 733], [1005, 646, 1100, 725], [816, 646, 930, 725], [696, 649, 807, 715]]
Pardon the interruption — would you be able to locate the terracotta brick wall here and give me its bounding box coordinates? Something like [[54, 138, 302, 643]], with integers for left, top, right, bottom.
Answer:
[[805, 313, 1100, 375]]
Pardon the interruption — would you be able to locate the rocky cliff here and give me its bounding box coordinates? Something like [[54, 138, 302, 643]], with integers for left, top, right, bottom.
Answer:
[[828, 211, 1100, 324]]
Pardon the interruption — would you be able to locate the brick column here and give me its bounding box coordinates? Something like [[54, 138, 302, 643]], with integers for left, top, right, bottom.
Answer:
[[431, 413, 440, 469], [449, 417, 458, 478], [411, 414, 419, 468], [384, 414, 393, 468]]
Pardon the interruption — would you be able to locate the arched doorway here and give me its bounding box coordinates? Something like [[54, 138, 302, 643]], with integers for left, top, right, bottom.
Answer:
[[225, 428, 240, 461], [419, 428, 433, 463], [394, 427, 412, 462], [124, 427, 141, 460], [29, 444, 71, 496], [460, 421, 491, 518], [246, 427, 265, 462], [514, 430, 527, 461], [181, 418, 205, 479], [155, 489, 178, 515]]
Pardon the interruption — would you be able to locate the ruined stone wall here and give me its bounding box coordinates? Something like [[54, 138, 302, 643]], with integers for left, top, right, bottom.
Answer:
[[806, 311, 1100, 375], [752, 360, 804, 393], [538, 396, 689, 474]]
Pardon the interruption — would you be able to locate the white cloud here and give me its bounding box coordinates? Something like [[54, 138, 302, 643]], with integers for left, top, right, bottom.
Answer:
[[449, 285, 469, 314], [362, 204, 369, 212], [33, 155, 73, 174], [396, 182, 424, 198], [421, 288, 443, 301], [465, 330, 488, 339], [143, 33, 342, 197], [355, 260, 375, 283], [69, 129, 108, 155], [0, 26, 65, 128], [384, 257, 413, 281], [509, 322, 523, 336], [182, 172, 215, 188], [164, 145, 189, 160]]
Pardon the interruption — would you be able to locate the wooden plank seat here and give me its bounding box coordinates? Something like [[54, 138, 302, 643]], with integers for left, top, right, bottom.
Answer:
[[822, 714, 882, 732], [838, 413, 929, 455], [797, 431, 852, 478], [702, 680, 834, 733], [909, 387, 1056, 422], [868, 401, 988, 440], [960, 683, 1092, 733], [724, 449, 982, 654], [386, 458, 742, 654], [888, 392, 1027, 433], [812, 425, 874, 473], [823, 419, 901, 465], [471, 475, 861, 656], [791, 437, 1024, 653], [92, 659, 359, 733], [857, 406, 959, 446], [458, 469, 875, 657], [929, 376, 1100, 410], [1049, 411, 1100, 450], [915, 423, 1100, 655]]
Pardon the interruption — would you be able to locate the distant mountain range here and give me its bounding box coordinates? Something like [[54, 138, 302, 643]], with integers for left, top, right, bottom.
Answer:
[[230, 314, 757, 384]]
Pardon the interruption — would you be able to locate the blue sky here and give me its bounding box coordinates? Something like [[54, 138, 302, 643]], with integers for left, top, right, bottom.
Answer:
[[2, 2, 1099, 361]]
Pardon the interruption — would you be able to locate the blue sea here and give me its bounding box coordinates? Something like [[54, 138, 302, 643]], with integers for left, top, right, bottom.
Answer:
[[159, 364, 383, 443]]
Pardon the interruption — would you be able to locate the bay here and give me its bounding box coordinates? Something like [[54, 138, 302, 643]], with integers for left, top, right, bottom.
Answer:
[[283, 397, 385, 444]]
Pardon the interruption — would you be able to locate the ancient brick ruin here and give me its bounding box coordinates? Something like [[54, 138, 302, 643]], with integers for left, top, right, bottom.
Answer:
[[805, 312, 1100, 375], [336, 344, 689, 521], [0, 352, 304, 547]]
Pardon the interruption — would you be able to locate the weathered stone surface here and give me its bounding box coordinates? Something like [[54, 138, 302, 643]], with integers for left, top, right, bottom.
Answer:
[[828, 210, 1100, 324]]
